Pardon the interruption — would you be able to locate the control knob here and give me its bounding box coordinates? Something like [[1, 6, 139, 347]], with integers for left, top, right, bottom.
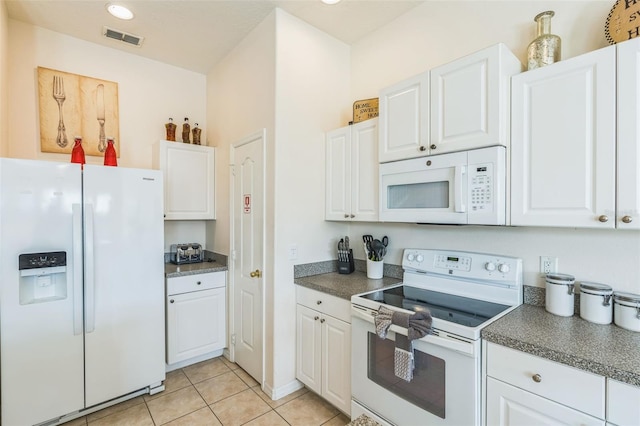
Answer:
[[407, 253, 415, 261], [416, 254, 424, 262], [484, 262, 496, 272], [498, 263, 510, 273]]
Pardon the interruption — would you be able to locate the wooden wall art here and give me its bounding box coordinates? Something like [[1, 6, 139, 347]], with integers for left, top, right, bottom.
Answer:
[[37, 66, 120, 157]]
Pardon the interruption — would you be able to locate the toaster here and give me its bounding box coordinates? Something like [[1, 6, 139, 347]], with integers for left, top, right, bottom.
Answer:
[[170, 243, 204, 265]]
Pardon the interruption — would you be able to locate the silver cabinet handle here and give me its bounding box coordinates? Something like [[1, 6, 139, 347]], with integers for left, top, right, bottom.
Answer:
[[350, 214, 355, 218], [430, 144, 437, 150], [598, 215, 609, 223], [344, 214, 349, 218], [197, 281, 201, 285], [320, 318, 325, 323], [170, 299, 175, 304], [532, 374, 542, 383], [316, 300, 322, 305], [622, 215, 633, 224], [314, 316, 319, 321], [419, 146, 426, 151]]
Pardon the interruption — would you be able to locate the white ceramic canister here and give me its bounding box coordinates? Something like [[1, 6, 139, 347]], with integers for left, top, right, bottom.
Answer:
[[613, 291, 640, 332], [545, 273, 575, 317], [579, 282, 613, 324]]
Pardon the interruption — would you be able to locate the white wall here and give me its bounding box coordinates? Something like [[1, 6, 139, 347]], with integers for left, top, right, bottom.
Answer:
[[348, 1, 640, 293], [7, 20, 206, 170], [272, 9, 351, 392], [0, 2, 8, 157]]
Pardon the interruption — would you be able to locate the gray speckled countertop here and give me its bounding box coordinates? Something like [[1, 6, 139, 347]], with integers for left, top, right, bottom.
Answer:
[[164, 252, 228, 278], [295, 271, 401, 300], [482, 304, 640, 387]]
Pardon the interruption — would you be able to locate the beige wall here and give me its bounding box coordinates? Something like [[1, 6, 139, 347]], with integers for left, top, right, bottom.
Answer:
[[6, 20, 206, 169], [348, 1, 640, 294], [0, 1, 8, 157]]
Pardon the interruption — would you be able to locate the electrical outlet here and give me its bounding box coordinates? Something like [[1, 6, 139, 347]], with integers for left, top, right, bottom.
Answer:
[[288, 244, 298, 261], [540, 256, 558, 274]]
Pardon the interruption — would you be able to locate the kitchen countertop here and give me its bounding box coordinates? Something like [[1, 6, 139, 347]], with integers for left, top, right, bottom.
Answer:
[[482, 304, 640, 386], [165, 259, 228, 278], [294, 271, 401, 300]]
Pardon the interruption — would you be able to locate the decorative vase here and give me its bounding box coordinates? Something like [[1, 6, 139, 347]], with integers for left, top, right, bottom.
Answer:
[[527, 11, 561, 70], [104, 137, 118, 167], [70, 136, 85, 166]]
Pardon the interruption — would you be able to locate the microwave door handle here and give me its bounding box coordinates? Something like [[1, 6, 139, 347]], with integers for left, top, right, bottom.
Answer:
[[454, 165, 466, 213]]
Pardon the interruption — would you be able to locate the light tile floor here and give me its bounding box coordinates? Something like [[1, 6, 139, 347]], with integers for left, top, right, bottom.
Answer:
[[64, 356, 351, 426]]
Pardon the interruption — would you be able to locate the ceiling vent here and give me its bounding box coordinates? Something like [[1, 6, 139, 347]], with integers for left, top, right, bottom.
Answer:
[[102, 26, 144, 47]]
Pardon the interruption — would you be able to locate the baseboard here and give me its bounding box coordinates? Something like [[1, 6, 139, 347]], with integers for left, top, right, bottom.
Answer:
[[165, 349, 224, 372], [262, 379, 305, 401]]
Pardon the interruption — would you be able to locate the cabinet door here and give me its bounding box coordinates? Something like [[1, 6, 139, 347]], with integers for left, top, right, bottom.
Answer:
[[296, 305, 322, 394], [487, 378, 605, 426], [156, 141, 216, 220], [321, 315, 351, 415], [617, 38, 640, 229], [607, 379, 640, 426], [166, 287, 226, 364], [379, 71, 429, 163], [325, 127, 351, 220], [431, 44, 520, 154], [351, 119, 379, 222], [511, 46, 616, 228]]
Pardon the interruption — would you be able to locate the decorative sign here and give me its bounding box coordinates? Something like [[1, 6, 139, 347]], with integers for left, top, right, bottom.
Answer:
[[352, 98, 379, 123], [37, 66, 120, 157], [243, 194, 251, 214], [605, 0, 640, 44]]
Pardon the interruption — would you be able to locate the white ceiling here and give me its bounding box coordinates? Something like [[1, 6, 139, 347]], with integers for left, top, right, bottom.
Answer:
[[5, 0, 424, 74]]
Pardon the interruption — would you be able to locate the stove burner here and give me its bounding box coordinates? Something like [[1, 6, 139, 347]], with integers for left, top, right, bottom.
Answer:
[[362, 285, 510, 328]]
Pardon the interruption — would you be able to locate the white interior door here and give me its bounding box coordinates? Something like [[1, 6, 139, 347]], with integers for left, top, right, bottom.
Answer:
[[231, 130, 265, 384]]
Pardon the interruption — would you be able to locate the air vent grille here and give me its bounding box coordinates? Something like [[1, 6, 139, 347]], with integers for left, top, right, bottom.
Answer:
[[102, 26, 144, 47]]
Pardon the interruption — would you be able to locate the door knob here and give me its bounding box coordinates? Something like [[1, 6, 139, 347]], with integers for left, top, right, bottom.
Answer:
[[250, 269, 262, 278]]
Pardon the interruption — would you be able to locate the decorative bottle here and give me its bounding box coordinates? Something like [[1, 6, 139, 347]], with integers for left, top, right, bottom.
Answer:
[[104, 137, 118, 167], [165, 118, 177, 141], [182, 117, 190, 143], [70, 136, 86, 166], [527, 11, 561, 70], [192, 122, 202, 145]]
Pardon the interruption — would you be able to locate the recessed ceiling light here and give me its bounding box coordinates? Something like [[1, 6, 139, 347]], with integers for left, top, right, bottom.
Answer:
[[321, 0, 342, 4], [106, 3, 134, 20]]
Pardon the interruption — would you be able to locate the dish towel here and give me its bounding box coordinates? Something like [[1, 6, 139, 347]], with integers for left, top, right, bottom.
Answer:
[[374, 305, 432, 382]]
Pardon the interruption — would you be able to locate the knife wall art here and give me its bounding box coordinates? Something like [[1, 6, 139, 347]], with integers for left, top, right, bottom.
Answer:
[[37, 66, 120, 157]]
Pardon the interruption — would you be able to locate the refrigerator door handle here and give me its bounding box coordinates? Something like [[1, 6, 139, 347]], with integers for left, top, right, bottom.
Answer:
[[84, 203, 96, 334], [72, 204, 83, 335]]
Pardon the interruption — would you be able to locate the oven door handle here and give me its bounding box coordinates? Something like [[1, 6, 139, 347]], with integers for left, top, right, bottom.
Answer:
[[351, 308, 475, 356]]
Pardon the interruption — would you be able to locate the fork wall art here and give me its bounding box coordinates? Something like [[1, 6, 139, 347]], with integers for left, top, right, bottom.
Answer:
[[37, 67, 120, 157]]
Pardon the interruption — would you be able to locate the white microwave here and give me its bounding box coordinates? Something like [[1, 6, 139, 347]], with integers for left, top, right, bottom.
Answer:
[[379, 146, 506, 225]]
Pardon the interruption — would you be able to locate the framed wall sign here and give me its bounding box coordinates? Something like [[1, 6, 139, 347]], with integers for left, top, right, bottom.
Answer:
[[606, 0, 640, 44]]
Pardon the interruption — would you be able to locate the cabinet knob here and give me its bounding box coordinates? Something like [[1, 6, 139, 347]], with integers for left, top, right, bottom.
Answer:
[[430, 144, 437, 150], [350, 214, 355, 218], [170, 299, 175, 304], [598, 215, 609, 223], [314, 316, 319, 321], [320, 318, 325, 323], [532, 374, 542, 383], [419, 146, 426, 151], [197, 281, 202, 285], [344, 214, 349, 218], [250, 269, 262, 278], [316, 300, 322, 305], [622, 215, 633, 224]]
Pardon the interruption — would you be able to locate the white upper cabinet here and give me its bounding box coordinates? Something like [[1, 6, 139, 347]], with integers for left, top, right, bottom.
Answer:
[[153, 140, 216, 220], [378, 72, 429, 163], [326, 119, 378, 222], [430, 43, 522, 155], [511, 45, 617, 228], [617, 38, 640, 229]]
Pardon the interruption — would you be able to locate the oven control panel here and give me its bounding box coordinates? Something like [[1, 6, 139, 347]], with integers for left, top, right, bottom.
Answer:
[[402, 249, 522, 283]]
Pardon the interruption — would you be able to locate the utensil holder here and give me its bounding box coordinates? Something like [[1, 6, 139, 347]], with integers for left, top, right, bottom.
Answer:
[[338, 249, 355, 274], [366, 258, 384, 279]]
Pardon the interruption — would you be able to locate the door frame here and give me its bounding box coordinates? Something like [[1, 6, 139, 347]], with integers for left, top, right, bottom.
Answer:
[[228, 129, 266, 386]]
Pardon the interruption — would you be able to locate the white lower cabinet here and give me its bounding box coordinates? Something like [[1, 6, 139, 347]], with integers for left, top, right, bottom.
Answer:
[[166, 271, 226, 365], [607, 379, 640, 426], [296, 286, 351, 415]]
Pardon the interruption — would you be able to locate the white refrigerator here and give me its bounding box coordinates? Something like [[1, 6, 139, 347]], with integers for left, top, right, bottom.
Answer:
[[0, 158, 166, 425]]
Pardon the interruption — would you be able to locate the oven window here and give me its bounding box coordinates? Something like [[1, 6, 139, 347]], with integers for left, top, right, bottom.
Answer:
[[387, 181, 449, 209], [367, 332, 445, 418]]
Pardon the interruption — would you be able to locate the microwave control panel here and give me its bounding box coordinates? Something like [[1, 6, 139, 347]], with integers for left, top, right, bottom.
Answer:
[[469, 162, 493, 212]]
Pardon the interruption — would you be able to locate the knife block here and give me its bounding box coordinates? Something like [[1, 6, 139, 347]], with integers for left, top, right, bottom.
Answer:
[[337, 249, 355, 274]]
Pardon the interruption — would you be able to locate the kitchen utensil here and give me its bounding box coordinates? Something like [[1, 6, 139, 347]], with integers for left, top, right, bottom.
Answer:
[[363, 235, 373, 244], [345, 236, 350, 251], [97, 84, 106, 152], [52, 75, 68, 148], [366, 240, 373, 260], [371, 239, 386, 261], [382, 236, 389, 247]]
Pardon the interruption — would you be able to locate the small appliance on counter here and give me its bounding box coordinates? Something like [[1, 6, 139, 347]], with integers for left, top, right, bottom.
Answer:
[[170, 243, 204, 265]]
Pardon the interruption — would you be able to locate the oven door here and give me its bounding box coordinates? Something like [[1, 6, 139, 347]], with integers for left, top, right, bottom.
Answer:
[[379, 151, 468, 224], [351, 313, 481, 426]]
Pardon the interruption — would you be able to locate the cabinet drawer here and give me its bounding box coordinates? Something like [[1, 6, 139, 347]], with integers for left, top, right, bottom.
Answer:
[[167, 271, 226, 296], [296, 286, 350, 323], [607, 379, 640, 425], [487, 343, 605, 419]]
